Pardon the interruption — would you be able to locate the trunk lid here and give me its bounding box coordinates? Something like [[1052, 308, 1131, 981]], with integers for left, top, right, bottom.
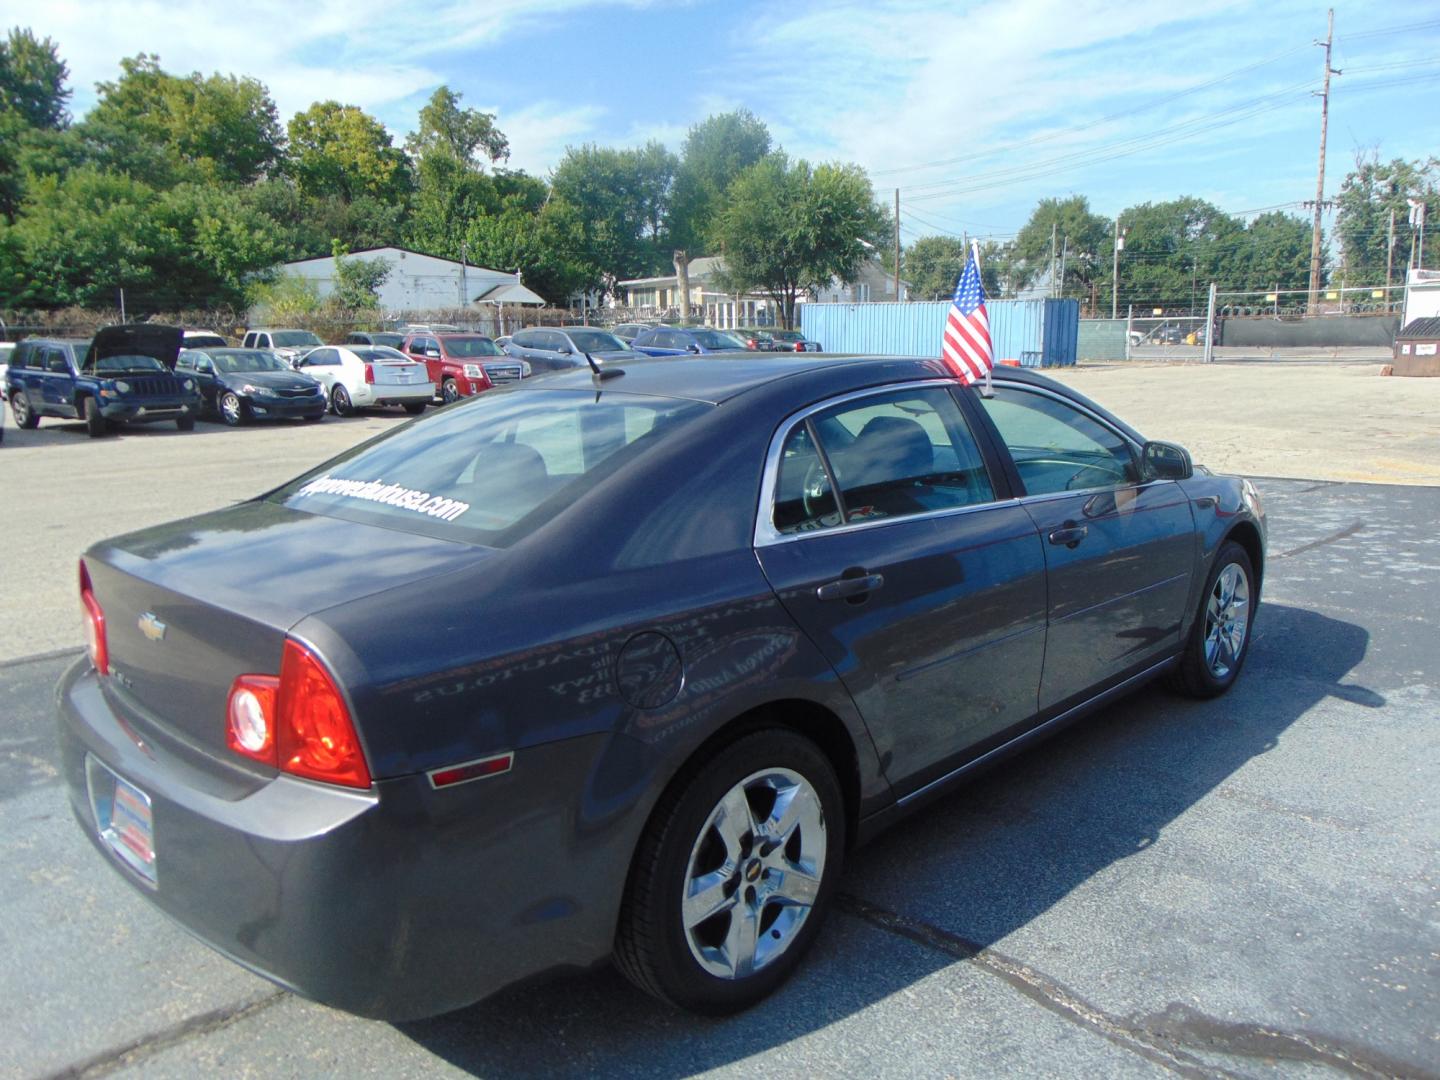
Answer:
[[87, 500, 490, 772], [370, 359, 427, 386]]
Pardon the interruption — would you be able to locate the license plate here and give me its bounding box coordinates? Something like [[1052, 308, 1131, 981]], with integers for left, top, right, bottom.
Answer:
[[87, 756, 157, 885]]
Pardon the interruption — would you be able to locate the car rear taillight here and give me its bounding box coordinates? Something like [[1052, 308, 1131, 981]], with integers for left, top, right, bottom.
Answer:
[[363, 363, 375, 384], [79, 560, 109, 676], [225, 640, 371, 789]]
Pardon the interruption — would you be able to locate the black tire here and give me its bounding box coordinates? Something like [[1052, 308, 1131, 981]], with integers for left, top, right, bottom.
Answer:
[[403, 402, 427, 415], [83, 396, 107, 438], [614, 728, 845, 1014], [219, 391, 247, 426], [441, 378, 459, 404], [176, 416, 195, 431], [11, 390, 38, 429], [1171, 540, 1256, 699], [331, 385, 354, 417]]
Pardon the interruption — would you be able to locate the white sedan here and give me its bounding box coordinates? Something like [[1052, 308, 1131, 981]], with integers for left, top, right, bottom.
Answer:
[[296, 345, 435, 416]]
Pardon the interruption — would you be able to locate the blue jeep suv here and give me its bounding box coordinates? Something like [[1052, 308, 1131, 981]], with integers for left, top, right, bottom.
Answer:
[[6, 325, 201, 437]]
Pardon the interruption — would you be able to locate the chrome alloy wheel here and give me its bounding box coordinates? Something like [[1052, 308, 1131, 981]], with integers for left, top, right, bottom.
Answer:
[[220, 392, 242, 425], [1204, 562, 1250, 679], [682, 767, 827, 980]]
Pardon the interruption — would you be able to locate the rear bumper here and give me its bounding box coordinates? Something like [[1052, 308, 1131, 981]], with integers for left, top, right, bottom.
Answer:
[[353, 383, 434, 406], [56, 660, 624, 1019]]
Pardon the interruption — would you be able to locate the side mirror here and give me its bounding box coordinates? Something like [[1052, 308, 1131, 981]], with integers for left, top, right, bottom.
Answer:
[[425, 348, 441, 358], [556, 345, 572, 355], [687, 343, 701, 354], [1141, 440, 1192, 481]]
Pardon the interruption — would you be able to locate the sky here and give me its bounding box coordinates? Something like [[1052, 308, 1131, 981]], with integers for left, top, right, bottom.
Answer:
[[8, 0, 1440, 248]]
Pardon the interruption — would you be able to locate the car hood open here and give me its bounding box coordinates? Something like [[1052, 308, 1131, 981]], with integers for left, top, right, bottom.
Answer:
[[88, 324, 185, 371]]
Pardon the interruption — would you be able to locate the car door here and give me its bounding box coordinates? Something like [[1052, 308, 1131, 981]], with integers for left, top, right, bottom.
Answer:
[[297, 348, 339, 395], [754, 381, 1048, 796], [973, 382, 1196, 710], [39, 345, 77, 415], [177, 352, 215, 411]]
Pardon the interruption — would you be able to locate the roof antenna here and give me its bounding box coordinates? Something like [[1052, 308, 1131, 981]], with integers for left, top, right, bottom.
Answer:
[[585, 351, 625, 382]]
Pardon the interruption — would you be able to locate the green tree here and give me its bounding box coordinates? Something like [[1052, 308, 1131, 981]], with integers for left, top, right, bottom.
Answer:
[[88, 55, 284, 184], [330, 240, 391, 308], [0, 27, 69, 128], [1113, 197, 1246, 310], [718, 154, 887, 328], [1336, 152, 1439, 284], [287, 101, 410, 203], [406, 86, 508, 167], [1240, 211, 1312, 292], [904, 235, 967, 301], [669, 109, 771, 253], [1011, 195, 1110, 299]]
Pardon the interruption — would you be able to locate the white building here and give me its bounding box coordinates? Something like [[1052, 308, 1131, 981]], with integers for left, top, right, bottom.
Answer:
[[279, 247, 546, 312]]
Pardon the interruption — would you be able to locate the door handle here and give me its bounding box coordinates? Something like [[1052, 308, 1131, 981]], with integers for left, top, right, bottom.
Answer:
[[1048, 523, 1088, 548], [816, 573, 885, 602]]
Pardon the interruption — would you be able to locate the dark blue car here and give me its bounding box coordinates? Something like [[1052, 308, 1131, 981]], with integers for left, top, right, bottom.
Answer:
[[57, 356, 1264, 1020], [6, 324, 201, 436], [630, 326, 750, 356]]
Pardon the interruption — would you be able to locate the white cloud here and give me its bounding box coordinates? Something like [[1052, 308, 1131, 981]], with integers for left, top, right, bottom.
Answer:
[[495, 102, 608, 175]]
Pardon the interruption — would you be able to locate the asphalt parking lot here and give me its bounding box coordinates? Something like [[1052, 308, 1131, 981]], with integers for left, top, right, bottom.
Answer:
[[1, 405, 1436, 1077]]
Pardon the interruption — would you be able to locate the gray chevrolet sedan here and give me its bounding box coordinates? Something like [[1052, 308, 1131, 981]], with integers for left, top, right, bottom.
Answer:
[[58, 356, 1264, 1019]]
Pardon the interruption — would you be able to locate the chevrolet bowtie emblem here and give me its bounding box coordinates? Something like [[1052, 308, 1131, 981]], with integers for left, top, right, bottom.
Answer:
[[138, 612, 167, 642]]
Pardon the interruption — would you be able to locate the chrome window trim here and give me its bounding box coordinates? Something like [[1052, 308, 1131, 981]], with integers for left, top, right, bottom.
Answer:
[[753, 378, 1006, 549]]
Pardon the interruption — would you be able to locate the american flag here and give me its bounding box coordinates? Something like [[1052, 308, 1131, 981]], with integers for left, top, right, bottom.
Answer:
[[941, 246, 993, 384]]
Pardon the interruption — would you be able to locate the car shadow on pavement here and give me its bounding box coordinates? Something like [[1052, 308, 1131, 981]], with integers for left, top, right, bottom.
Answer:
[[396, 602, 1380, 1077]]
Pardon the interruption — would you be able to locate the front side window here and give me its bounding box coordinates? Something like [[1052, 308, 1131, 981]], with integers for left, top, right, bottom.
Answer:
[[979, 387, 1137, 496], [771, 386, 994, 534], [271, 390, 709, 545]]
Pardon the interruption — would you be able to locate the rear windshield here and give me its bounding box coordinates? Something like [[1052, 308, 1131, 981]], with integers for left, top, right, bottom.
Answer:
[[269, 389, 710, 545], [368, 333, 405, 347], [185, 334, 227, 347], [273, 331, 323, 347], [440, 336, 501, 357], [771, 330, 804, 342], [354, 347, 409, 362], [690, 330, 746, 350]]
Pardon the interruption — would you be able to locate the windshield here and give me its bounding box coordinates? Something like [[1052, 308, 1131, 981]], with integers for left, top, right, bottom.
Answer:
[[566, 330, 626, 353], [354, 347, 410, 362], [690, 330, 746, 350], [270, 389, 709, 546], [94, 354, 165, 373], [272, 331, 323, 347], [440, 336, 502, 357], [215, 350, 286, 373]]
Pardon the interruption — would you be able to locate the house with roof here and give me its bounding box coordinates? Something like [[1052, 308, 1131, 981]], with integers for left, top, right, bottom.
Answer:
[[277, 247, 546, 312], [617, 256, 905, 327]]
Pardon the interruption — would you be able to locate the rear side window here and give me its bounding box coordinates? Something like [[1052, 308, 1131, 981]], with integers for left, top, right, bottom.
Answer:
[[772, 386, 994, 534], [271, 390, 709, 545]]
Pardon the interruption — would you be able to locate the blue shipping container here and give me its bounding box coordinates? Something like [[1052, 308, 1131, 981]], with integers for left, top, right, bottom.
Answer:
[[799, 299, 1079, 367]]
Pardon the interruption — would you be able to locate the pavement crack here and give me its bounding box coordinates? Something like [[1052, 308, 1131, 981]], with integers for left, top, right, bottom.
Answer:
[[37, 990, 287, 1080], [837, 894, 1433, 1080], [1278, 520, 1365, 559], [836, 893, 1230, 1078]]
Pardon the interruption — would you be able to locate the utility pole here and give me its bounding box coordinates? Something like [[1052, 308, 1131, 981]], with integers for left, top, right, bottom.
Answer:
[[1386, 208, 1396, 293], [1307, 8, 1339, 313], [1049, 222, 1058, 299], [1058, 236, 1068, 300], [1111, 220, 1126, 319], [893, 189, 901, 300]]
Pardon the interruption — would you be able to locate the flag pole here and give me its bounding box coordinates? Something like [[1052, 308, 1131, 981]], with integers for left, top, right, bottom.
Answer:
[[973, 240, 993, 397]]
